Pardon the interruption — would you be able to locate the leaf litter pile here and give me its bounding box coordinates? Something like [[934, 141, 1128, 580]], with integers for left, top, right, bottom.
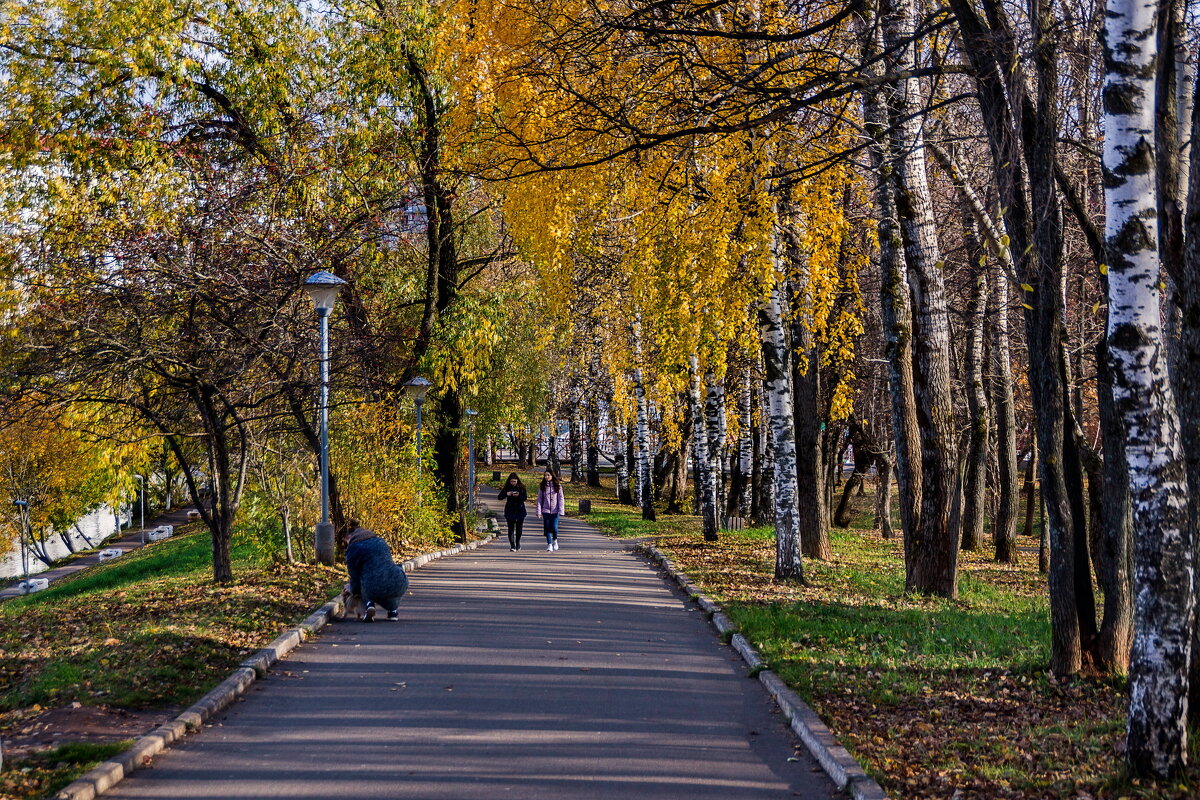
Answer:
[[0, 528, 343, 799], [580, 493, 1200, 800]]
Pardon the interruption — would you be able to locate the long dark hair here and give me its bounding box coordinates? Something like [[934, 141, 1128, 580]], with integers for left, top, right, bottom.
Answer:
[[540, 469, 561, 493], [506, 472, 525, 491]]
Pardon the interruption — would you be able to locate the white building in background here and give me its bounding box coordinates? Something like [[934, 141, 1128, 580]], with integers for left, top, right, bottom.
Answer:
[[0, 504, 130, 580]]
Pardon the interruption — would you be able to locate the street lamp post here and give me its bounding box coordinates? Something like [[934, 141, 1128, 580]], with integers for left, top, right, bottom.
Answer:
[[403, 376, 433, 464], [304, 270, 348, 566], [134, 474, 145, 543], [465, 409, 479, 513], [12, 500, 29, 578]]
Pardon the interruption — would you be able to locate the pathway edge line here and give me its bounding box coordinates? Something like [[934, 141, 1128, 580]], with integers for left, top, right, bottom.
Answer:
[[635, 542, 889, 800], [53, 533, 497, 800]]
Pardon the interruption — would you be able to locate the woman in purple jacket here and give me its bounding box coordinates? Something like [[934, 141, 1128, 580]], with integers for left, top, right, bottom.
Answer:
[[536, 469, 565, 551]]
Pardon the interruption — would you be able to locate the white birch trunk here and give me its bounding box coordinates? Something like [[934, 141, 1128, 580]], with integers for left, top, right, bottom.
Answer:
[[614, 416, 631, 505], [737, 372, 754, 516], [884, 0, 961, 596], [631, 315, 657, 520], [706, 372, 727, 525], [758, 276, 804, 581], [689, 357, 719, 541], [1104, 0, 1196, 776]]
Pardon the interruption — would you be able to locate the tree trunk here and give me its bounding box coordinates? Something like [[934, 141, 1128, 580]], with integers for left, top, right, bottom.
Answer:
[[633, 367, 656, 521], [758, 276, 804, 582], [859, 0, 922, 582], [728, 371, 753, 517], [962, 240, 991, 552], [834, 441, 873, 528], [690, 358, 719, 541], [614, 419, 633, 505], [281, 505, 293, 565], [1094, 336, 1134, 674], [547, 425, 561, 475], [876, 455, 895, 539], [750, 375, 769, 525], [586, 397, 602, 487], [991, 267, 1021, 563], [884, 0, 961, 597], [568, 415, 582, 483], [58, 528, 77, 555], [787, 271, 832, 559], [1105, 0, 1195, 773], [433, 389, 466, 542], [1022, 439, 1038, 538], [705, 371, 728, 529], [949, 0, 1095, 672], [1167, 0, 1200, 728]]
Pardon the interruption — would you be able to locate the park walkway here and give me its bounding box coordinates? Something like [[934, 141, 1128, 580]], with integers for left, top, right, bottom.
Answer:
[[101, 505, 838, 799]]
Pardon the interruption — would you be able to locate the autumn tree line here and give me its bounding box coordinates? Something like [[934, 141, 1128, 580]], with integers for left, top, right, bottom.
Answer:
[[0, 0, 1196, 781]]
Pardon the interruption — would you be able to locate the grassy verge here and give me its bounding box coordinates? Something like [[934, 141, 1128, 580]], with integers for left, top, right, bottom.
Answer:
[[1, 741, 133, 799], [0, 523, 345, 799], [547, 470, 1198, 800]]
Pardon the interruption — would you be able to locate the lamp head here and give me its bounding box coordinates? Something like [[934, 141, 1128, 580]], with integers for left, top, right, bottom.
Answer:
[[403, 376, 433, 403], [12, 499, 28, 508], [465, 408, 479, 418], [303, 271, 348, 313]]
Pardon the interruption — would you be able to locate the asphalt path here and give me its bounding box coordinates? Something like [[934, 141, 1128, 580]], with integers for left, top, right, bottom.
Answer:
[[102, 505, 839, 800]]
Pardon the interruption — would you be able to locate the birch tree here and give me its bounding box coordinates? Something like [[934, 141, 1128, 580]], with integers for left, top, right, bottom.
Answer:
[[760, 273, 805, 581], [1102, 0, 1196, 775]]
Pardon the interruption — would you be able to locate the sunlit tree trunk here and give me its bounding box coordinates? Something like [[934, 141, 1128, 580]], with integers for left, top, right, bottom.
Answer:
[[883, 0, 960, 596], [859, 0, 922, 581], [1104, 0, 1195, 774], [991, 266, 1020, 564], [706, 371, 728, 525], [690, 357, 719, 541], [632, 319, 656, 521], [758, 274, 804, 581]]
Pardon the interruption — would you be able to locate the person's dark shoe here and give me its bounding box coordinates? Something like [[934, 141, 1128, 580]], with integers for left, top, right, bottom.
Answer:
[[387, 609, 399, 620], [363, 603, 376, 623]]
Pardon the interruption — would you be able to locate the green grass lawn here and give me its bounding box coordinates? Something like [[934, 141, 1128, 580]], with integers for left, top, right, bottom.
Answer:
[[544, 468, 1197, 800]]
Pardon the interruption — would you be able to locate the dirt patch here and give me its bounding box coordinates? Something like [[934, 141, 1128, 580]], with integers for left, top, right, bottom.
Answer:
[[1, 703, 173, 759]]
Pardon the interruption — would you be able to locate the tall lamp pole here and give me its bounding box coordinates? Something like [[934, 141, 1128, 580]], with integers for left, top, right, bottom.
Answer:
[[304, 270, 348, 566], [403, 376, 433, 465], [12, 500, 29, 578], [465, 409, 479, 513]]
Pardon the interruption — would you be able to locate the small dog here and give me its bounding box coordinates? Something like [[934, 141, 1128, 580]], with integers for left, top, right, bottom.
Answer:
[[340, 583, 368, 621]]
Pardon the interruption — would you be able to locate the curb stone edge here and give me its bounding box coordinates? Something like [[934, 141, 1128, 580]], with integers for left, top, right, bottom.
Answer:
[[635, 542, 889, 800], [53, 533, 497, 800]]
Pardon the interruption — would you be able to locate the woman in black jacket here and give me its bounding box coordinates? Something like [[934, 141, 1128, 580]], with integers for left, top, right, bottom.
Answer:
[[498, 473, 528, 551]]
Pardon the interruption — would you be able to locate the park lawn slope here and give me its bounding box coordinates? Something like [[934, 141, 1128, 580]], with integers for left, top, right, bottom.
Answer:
[[569, 480, 1199, 800], [0, 524, 344, 799]]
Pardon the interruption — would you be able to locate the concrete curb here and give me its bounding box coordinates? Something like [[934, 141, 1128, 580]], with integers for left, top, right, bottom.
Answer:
[[54, 533, 498, 800], [635, 542, 889, 800]]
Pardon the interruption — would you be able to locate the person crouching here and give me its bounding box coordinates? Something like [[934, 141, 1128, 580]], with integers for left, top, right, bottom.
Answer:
[[345, 521, 409, 622]]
